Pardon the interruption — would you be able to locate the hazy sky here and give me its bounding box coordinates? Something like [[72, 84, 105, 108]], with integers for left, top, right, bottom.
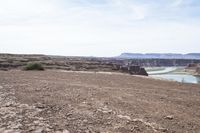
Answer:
[[0, 0, 200, 57]]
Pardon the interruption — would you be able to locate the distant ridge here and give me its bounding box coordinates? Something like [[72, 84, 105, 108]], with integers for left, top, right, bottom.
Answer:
[[118, 53, 200, 59]]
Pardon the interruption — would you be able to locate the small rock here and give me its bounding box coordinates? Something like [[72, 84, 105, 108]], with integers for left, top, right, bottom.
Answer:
[[165, 115, 174, 120], [63, 129, 70, 133], [55, 131, 62, 133], [5, 102, 14, 107], [85, 130, 90, 133], [38, 117, 44, 121], [10, 123, 22, 129], [83, 119, 88, 123], [33, 120, 40, 125], [55, 130, 70, 133], [35, 103, 46, 109], [159, 128, 168, 132], [97, 106, 112, 114], [34, 127, 44, 133], [117, 115, 131, 120], [66, 113, 73, 117], [18, 104, 29, 108], [45, 128, 51, 132]]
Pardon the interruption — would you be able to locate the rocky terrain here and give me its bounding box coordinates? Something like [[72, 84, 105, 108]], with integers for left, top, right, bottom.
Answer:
[[0, 54, 121, 72], [1, 54, 200, 71], [0, 54, 149, 76], [0, 70, 200, 133], [197, 66, 200, 75], [186, 63, 200, 75]]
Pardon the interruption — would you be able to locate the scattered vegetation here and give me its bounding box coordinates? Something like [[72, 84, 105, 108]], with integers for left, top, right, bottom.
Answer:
[[24, 62, 44, 71]]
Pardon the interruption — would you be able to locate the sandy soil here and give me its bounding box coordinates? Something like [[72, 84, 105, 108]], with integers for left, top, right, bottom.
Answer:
[[0, 70, 200, 133]]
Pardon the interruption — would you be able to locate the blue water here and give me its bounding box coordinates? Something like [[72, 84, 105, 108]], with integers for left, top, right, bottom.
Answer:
[[151, 74, 200, 84], [147, 67, 200, 84], [148, 67, 177, 75]]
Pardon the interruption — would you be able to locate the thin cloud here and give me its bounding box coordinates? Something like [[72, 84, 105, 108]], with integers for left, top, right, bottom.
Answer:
[[0, 0, 200, 56]]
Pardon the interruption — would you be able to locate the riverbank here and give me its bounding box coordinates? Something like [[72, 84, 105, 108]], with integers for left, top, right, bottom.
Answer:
[[0, 70, 200, 132]]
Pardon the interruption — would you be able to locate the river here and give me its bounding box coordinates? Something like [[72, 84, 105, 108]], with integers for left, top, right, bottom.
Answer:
[[146, 67, 200, 84]]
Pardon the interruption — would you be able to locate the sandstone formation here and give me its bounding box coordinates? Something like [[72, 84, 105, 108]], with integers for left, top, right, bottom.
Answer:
[[119, 65, 148, 76], [196, 65, 200, 75], [0, 54, 149, 76], [186, 63, 200, 75]]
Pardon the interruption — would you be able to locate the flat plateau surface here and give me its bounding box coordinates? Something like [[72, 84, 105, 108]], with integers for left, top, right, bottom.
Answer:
[[0, 70, 200, 133]]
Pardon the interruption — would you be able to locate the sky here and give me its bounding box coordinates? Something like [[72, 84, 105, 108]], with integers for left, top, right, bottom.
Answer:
[[0, 0, 200, 57]]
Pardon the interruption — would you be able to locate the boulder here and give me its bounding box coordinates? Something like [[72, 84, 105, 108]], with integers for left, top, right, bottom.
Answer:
[[196, 66, 200, 74], [138, 68, 148, 76], [120, 65, 148, 76], [187, 63, 198, 68], [120, 65, 129, 73]]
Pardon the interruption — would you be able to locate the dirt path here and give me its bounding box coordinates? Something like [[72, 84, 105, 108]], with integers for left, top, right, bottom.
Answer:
[[0, 70, 200, 133]]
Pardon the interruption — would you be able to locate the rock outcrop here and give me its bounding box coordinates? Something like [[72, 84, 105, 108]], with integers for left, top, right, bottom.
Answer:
[[186, 63, 200, 75], [0, 54, 149, 76], [196, 65, 200, 75], [120, 65, 148, 76]]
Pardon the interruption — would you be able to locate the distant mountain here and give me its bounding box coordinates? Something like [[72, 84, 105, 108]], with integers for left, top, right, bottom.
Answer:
[[118, 53, 200, 59]]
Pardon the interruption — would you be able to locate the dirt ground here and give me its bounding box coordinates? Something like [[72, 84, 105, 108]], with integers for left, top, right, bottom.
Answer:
[[0, 70, 200, 133]]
